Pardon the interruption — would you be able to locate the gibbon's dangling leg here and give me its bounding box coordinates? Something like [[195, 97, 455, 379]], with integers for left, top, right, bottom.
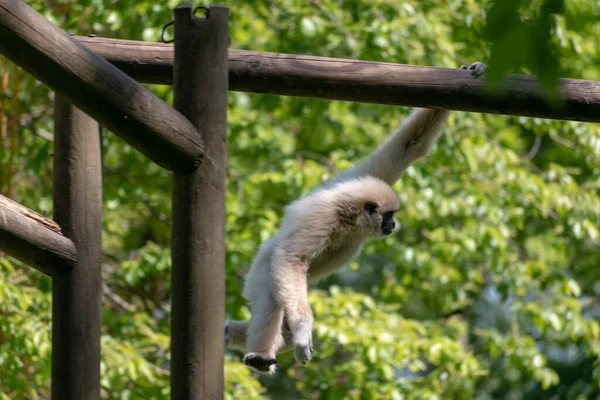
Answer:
[[226, 318, 293, 353], [241, 288, 285, 373], [272, 255, 313, 364], [243, 252, 313, 371]]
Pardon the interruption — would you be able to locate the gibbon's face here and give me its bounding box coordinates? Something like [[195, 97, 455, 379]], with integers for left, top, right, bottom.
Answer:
[[360, 202, 398, 237]]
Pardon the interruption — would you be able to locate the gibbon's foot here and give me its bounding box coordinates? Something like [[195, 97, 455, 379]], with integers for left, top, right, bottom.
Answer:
[[460, 61, 487, 78], [294, 340, 313, 365], [243, 352, 277, 374], [224, 322, 231, 345]]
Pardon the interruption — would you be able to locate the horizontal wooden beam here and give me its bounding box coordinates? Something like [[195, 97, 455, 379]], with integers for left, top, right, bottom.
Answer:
[[0, 195, 76, 275], [76, 36, 600, 123], [0, 0, 203, 173]]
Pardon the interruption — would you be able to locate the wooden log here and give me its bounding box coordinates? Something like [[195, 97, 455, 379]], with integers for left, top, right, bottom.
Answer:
[[0, 0, 203, 173], [0, 194, 76, 275], [76, 35, 600, 123], [52, 98, 102, 400], [76, 36, 174, 85], [170, 3, 228, 399]]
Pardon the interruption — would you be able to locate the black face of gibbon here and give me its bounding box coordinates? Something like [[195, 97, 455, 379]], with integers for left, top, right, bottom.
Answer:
[[364, 202, 396, 235], [380, 212, 396, 235]]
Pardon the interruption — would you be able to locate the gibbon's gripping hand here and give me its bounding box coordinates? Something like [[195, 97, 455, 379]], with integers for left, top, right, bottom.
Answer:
[[460, 61, 487, 77]]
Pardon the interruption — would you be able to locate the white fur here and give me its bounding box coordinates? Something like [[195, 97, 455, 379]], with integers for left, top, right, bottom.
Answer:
[[227, 107, 452, 373]]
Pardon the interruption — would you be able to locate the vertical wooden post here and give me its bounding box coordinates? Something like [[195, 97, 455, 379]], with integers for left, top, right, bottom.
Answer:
[[52, 97, 102, 400], [171, 3, 229, 400]]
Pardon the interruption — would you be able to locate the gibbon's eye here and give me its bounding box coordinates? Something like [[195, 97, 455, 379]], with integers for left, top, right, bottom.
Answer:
[[383, 211, 394, 220], [364, 202, 378, 213]]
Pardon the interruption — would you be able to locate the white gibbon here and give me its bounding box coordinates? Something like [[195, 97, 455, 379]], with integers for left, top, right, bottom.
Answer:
[[227, 62, 486, 373]]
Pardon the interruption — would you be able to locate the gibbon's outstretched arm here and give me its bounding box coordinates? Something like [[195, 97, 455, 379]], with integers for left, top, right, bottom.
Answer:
[[326, 108, 450, 186], [330, 61, 486, 186], [329, 107, 450, 185], [226, 62, 486, 374]]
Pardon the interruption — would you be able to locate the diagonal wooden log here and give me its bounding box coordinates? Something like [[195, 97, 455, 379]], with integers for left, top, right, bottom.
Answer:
[[75, 35, 600, 123], [0, 194, 76, 275], [0, 0, 203, 173]]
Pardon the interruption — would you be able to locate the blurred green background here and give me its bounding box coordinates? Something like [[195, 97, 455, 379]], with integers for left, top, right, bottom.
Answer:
[[1, 0, 599, 399]]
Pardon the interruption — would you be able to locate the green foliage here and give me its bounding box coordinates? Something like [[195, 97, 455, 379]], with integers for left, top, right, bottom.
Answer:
[[1, 0, 600, 399], [484, 0, 564, 91]]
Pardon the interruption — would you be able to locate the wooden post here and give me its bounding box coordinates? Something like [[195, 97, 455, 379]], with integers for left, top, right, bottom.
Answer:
[[170, 3, 228, 399], [52, 97, 102, 400]]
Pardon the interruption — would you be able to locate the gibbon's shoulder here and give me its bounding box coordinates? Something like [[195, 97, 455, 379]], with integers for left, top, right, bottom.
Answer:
[[283, 176, 399, 224]]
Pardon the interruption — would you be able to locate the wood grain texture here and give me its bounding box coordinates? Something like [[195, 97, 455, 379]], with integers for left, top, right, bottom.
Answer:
[[52, 97, 102, 400], [170, 3, 228, 399], [77, 35, 600, 123], [0, 0, 203, 173], [0, 194, 76, 275]]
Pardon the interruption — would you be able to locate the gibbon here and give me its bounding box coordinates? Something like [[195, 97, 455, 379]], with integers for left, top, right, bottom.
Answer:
[[227, 62, 486, 373]]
